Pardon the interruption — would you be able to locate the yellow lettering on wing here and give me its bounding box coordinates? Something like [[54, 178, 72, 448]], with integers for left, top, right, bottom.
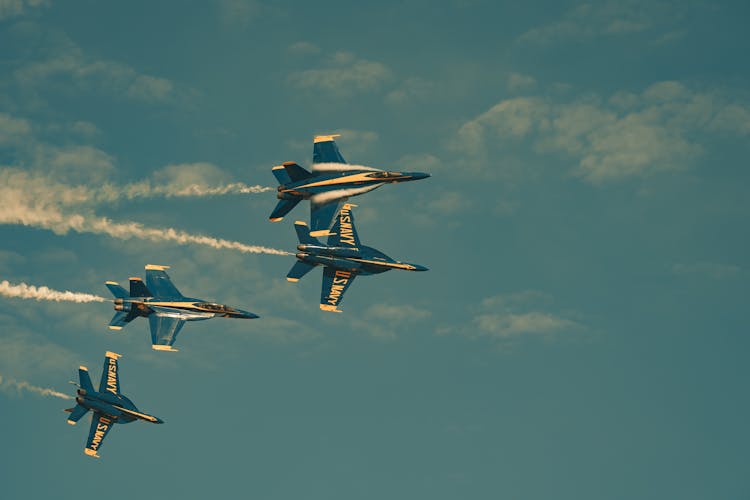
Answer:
[[90, 416, 111, 451], [106, 357, 118, 395], [337, 205, 356, 246], [326, 270, 352, 305]]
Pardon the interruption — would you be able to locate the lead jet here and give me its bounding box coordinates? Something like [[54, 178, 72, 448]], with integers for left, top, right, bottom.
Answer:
[[270, 134, 430, 236], [65, 351, 163, 458], [287, 203, 427, 312], [105, 264, 258, 352]]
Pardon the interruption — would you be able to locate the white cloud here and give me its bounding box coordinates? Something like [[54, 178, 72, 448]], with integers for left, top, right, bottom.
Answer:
[[516, 0, 689, 45], [441, 290, 580, 341], [385, 77, 436, 105], [507, 72, 537, 93], [288, 51, 392, 96], [672, 262, 742, 279], [288, 41, 321, 55], [14, 35, 181, 103], [0, 0, 48, 20], [218, 0, 263, 25], [454, 81, 750, 183], [0, 112, 31, 145]]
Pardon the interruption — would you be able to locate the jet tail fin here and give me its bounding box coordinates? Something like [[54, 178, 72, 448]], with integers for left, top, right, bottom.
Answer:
[[269, 197, 302, 222], [272, 162, 312, 184], [105, 281, 128, 298], [78, 366, 95, 394], [293, 220, 319, 245], [129, 278, 152, 297]]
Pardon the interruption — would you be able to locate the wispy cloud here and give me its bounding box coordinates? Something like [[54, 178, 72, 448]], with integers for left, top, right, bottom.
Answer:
[[0, 280, 106, 302], [13, 32, 185, 103], [453, 81, 750, 183], [0, 373, 72, 400], [516, 0, 692, 46], [440, 291, 580, 341], [288, 51, 392, 96], [0, 0, 48, 21], [672, 261, 742, 279]]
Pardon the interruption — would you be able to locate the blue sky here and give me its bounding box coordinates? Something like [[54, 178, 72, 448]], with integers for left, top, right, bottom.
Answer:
[[1, 1, 749, 498]]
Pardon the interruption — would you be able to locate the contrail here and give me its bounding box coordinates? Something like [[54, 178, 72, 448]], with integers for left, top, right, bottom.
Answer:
[[1, 169, 290, 255], [0, 280, 107, 302], [98, 181, 274, 201], [0, 374, 72, 400]]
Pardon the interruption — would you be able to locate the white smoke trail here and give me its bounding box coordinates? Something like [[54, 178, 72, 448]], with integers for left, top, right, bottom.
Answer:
[[0, 374, 72, 400], [98, 181, 273, 201], [0, 170, 291, 256], [0, 280, 107, 303]]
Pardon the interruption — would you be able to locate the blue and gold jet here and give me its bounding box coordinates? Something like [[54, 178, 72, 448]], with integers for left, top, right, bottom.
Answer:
[[105, 264, 259, 352], [270, 134, 430, 236], [65, 351, 163, 458], [287, 203, 428, 312]]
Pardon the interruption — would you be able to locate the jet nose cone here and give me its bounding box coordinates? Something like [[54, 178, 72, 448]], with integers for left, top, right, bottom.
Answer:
[[240, 310, 260, 319], [411, 264, 429, 272], [155, 418, 165, 424], [409, 172, 430, 181]]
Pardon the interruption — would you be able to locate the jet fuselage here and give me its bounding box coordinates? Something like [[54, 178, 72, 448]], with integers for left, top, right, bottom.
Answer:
[[278, 169, 430, 200], [113, 297, 258, 321]]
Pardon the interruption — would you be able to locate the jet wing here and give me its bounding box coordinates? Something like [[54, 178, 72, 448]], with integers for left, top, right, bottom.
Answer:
[[327, 203, 360, 248], [144, 265, 183, 298], [84, 412, 115, 458], [320, 267, 357, 312], [148, 314, 186, 352], [310, 199, 343, 236], [98, 351, 121, 395], [313, 135, 346, 165]]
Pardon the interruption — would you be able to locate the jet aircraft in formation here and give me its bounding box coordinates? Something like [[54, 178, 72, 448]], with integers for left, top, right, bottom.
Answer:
[[50, 133, 430, 458], [105, 264, 258, 351], [269, 134, 430, 236], [65, 351, 163, 458], [287, 203, 428, 312]]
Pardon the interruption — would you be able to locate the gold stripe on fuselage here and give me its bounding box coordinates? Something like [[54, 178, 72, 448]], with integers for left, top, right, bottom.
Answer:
[[294, 172, 376, 189], [346, 258, 416, 270]]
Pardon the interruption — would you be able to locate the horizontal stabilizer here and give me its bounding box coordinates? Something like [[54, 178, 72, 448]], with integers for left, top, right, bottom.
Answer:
[[105, 282, 128, 299], [269, 197, 302, 222], [287, 260, 316, 282], [129, 278, 152, 298], [66, 404, 89, 425], [109, 310, 139, 330]]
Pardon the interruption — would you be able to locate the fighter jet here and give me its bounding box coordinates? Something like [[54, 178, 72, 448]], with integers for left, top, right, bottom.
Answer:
[[105, 264, 258, 352], [270, 134, 430, 236], [65, 351, 163, 458], [287, 203, 427, 312]]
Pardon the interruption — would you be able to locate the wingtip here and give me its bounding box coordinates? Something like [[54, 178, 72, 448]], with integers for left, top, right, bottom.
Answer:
[[320, 304, 343, 313], [145, 264, 170, 270], [314, 134, 341, 143], [294, 220, 308, 226], [105, 351, 121, 359], [105, 281, 119, 285], [287, 277, 299, 282], [108, 325, 123, 331], [84, 448, 101, 459], [152, 345, 179, 352], [269, 217, 283, 222], [79, 365, 88, 371], [67, 420, 77, 426]]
